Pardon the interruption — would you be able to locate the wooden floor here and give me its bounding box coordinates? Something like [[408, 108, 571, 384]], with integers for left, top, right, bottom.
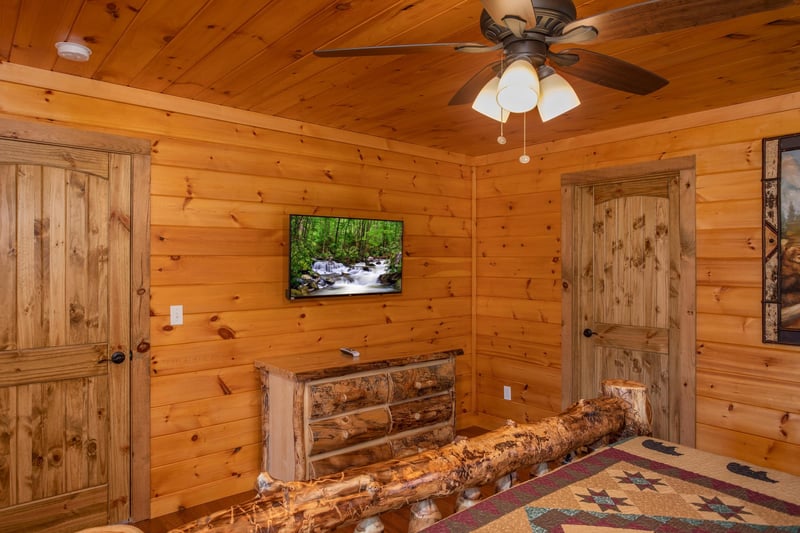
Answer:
[[134, 427, 489, 533]]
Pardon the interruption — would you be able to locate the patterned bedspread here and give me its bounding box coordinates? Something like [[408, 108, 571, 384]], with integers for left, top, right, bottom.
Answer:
[[424, 436, 800, 532]]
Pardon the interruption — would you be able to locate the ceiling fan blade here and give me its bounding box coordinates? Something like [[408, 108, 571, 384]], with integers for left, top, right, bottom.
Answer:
[[546, 25, 598, 45], [448, 62, 502, 106], [314, 42, 492, 57], [553, 49, 668, 95], [548, 50, 579, 67], [564, 0, 793, 45], [481, 0, 537, 36]]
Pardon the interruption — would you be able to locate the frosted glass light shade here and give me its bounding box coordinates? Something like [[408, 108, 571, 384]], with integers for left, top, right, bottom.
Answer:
[[538, 71, 580, 122], [471, 77, 510, 123], [55, 41, 92, 62], [497, 59, 539, 113]]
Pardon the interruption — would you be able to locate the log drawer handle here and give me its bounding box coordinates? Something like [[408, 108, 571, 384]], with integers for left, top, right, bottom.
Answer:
[[338, 391, 365, 403]]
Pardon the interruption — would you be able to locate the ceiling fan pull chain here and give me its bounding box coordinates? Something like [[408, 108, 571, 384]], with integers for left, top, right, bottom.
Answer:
[[519, 112, 531, 164], [497, 53, 508, 146]]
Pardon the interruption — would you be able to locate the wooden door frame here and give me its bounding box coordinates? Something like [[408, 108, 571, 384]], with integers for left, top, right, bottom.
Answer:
[[0, 117, 151, 522], [560, 156, 696, 446]]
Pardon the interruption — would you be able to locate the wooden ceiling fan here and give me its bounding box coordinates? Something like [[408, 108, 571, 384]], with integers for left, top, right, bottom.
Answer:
[[314, 0, 793, 117]]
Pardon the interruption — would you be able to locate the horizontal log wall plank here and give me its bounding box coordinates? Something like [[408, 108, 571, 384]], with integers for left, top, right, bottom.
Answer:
[[696, 396, 799, 447], [696, 170, 760, 202], [696, 228, 761, 259], [475, 336, 560, 368], [148, 330, 469, 379], [696, 341, 800, 383], [150, 364, 260, 407], [696, 424, 800, 476], [476, 277, 562, 300], [695, 286, 761, 317], [151, 162, 471, 201], [150, 443, 261, 498], [476, 297, 560, 324], [150, 391, 261, 438], [697, 370, 799, 414], [150, 300, 471, 346], [150, 417, 262, 468], [149, 469, 261, 520]]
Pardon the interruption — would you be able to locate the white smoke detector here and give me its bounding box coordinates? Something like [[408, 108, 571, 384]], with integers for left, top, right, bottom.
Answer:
[[55, 42, 92, 62]]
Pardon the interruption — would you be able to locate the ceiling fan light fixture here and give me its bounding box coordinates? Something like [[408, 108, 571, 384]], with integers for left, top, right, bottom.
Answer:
[[472, 76, 510, 123], [497, 58, 539, 113], [537, 66, 581, 122], [55, 41, 92, 62]]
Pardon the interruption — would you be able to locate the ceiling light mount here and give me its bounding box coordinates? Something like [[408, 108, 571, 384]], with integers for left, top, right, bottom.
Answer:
[[502, 38, 548, 67], [55, 41, 92, 62]]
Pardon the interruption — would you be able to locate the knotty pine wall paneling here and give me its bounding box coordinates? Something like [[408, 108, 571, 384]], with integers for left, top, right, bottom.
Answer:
[[0, 66, 473, 517], [474, 92, 800, 476]]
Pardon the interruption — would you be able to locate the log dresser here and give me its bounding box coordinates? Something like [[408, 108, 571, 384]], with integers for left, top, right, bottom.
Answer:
[[255, 344, 463, 481]]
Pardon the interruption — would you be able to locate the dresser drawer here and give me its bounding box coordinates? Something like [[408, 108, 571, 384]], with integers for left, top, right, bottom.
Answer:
[[309, 442, 393, 477], [390, 424, 455, 458], [389, 393, 453, 434], [308, 373, 389, 418], [307, 407, 391, 455], [389, 361, 454, 402]]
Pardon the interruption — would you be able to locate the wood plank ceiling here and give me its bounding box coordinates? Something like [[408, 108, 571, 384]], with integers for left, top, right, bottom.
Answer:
[[2, 0, 800, 156]]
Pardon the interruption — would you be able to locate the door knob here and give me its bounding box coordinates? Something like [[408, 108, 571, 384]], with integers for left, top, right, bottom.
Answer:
[[110, 351, 127, 364], [582, 328, 598, 338]]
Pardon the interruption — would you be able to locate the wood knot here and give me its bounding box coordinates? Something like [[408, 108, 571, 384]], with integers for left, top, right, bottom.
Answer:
[[69, 303, 86, 324], [218, 327, 236, 339], [86, 440, 98, 457], [49, 450, 63, 466]]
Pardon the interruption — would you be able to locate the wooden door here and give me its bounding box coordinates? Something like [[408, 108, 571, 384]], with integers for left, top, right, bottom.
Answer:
[[561, 159, 696, 445], [0, 139, 132, 532]]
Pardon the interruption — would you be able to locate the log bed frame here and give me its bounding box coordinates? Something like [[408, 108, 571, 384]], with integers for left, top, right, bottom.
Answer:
[[171, 380, 651, 533]]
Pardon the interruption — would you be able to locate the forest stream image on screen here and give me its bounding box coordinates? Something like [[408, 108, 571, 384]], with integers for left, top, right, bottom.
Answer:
[[288, 214, 403, 299]]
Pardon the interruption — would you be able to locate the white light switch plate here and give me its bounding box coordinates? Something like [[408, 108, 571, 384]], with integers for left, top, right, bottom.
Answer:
[[169, 305, 183, 326], [503, 385, 511, 401]]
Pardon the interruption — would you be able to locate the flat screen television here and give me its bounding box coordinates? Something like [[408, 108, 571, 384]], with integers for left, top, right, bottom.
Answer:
[[287, 214, 403, 300]]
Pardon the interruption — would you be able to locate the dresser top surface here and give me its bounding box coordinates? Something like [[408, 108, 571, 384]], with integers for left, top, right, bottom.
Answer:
[[255, 343, 463, 382]]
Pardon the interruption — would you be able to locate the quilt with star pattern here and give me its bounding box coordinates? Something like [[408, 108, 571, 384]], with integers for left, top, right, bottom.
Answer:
[[424, 436, 800, 532]]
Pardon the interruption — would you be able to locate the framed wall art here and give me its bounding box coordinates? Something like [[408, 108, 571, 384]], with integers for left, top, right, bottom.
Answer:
[[763, 132, 800, 344]]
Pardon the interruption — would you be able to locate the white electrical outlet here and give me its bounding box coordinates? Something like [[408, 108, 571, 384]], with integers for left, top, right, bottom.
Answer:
[[169, 305, 183, 326], [503, 385, 511, 401]]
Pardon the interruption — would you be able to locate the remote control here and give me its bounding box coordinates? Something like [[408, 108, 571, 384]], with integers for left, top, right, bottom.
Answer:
[[340, 347, 360, 357]]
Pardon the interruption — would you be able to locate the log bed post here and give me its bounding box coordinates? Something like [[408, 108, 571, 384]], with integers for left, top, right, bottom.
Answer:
[[601, 379, 651, 438], [170, 380, 651, 533]]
